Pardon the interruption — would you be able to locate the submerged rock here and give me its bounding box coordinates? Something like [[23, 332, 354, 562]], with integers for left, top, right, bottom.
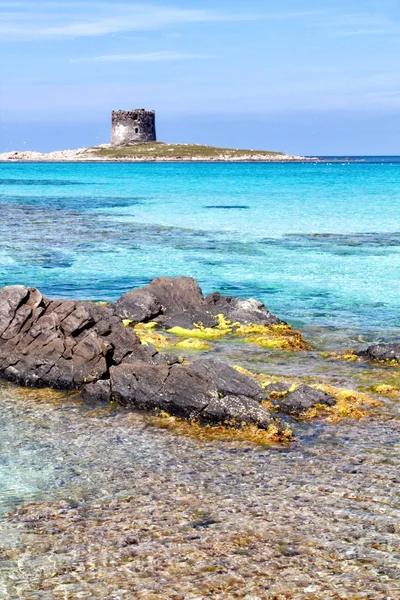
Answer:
[[277, 384, 336, 415], [358, 343, 400, 363]]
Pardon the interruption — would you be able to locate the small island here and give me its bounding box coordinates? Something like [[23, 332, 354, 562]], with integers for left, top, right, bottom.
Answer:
[[0, 107, 308, 162], [0, 142, 307, 162]]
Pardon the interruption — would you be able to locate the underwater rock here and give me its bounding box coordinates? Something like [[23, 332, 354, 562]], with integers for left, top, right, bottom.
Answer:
[[277, 384, 336, 415], [358, 343, 400, 363]]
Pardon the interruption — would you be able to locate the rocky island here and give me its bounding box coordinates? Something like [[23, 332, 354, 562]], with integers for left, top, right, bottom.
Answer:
[[0, 107, 308, 162], [0, 142, 307, 163]]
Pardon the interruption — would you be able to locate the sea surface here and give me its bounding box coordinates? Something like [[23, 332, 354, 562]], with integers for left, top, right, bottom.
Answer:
[[0, 158, 399, 338], [0, 159, 399, 598]]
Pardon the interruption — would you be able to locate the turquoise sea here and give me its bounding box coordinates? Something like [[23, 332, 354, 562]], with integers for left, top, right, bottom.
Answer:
[[1, 158, 399, 339], [1, 159, 400, 598]]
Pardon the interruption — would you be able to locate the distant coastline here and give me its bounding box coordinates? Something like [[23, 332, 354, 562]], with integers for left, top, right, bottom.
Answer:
[[0, 142, 311, 163]]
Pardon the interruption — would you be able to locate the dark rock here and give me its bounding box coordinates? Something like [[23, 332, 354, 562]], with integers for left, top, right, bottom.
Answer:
[[113, 276, 282, 331], [358, 343, 400, 363], [190, 358, 266, 401], [0, 286, 30, 337], [109, 359, 277, 430], [199, 395, 274, 429], [278, 384, 336, 415], [114, 289, 162, 323], [110, 362, 217, 418], [0, 286, 155, 389], [143, 276, 204, 313], [157, 308, 218, 330], [264, 382, 292, 395], [204, 292, 282, 326], [81, 379, 111, 403], [0, 283, 283, 432]]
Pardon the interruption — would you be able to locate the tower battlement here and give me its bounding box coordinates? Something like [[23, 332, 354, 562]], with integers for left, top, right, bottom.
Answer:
[[111, 109, 156, 145]]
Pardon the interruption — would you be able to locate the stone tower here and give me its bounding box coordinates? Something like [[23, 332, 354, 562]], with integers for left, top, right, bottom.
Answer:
[[111, 109, 156, 145]]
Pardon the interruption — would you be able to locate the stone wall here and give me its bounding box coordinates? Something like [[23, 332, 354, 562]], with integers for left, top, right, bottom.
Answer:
[[111, 109, 156, 145]]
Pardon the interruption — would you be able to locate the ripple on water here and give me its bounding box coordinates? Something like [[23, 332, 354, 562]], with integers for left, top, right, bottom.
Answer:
[[0, 379, 399, 598]]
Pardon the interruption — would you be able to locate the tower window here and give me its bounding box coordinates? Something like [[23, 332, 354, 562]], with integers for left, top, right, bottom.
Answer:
[[135, 128, 139, 133]]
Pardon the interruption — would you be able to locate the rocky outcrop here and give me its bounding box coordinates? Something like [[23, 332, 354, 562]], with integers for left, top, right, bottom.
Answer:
[[0, 286, 154, 389], [358, 344, 400, 363], [276, 384, 336, 416], [115, 276, 282, 329], [0, 284, 281, 433], [108, 360, 275, 429]]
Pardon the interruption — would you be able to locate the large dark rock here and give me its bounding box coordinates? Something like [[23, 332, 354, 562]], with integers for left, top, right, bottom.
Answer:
[[199, 395, 275, 429], [114, 289, 162, 323], [110, 362, 218, 418], [264, 381, 292, 396], [358, 343, 400, 363], [0, 283, 283, 432], [190, 358, 266, 401], [144, 276, 204, 314], [156, 308, 218, 330], [109, 361, 276, 428], [204, 292, 282, 326], [0, 286, 155, 389], [277, 384, 336, 415], [113, 276, 282, 329]]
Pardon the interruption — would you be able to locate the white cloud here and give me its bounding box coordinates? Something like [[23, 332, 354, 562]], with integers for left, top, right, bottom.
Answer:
[[0, 2, 327, 42], [0, 2, 258, 41], [73, 51, 212, 63]]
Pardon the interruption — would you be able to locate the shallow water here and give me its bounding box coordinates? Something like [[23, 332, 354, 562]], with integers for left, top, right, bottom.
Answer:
[[0, 161, 399, 598], [0, 383, 399, 599]]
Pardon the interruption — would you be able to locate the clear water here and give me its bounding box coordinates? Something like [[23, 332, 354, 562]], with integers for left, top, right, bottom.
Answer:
[[0, 160, 399, 338], [1, 160, 400, 597]]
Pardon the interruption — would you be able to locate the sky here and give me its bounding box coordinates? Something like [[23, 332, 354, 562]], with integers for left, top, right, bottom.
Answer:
[[1, 0, 400, 155]]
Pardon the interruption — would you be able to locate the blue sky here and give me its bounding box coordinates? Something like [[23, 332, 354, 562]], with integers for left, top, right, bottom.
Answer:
[[1, 0, 399, 154]]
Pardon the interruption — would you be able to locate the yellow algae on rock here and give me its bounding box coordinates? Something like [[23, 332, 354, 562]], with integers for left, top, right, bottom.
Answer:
[[175, 338, 212, 351], [302, 384, 382, 423], [371, 384, 400, 397], [167, 314, 306, 352], [133, 323, 173, 349], [328, 349, 359, 362], [167, 325, 229, 340], [374, 384, 395, 394], [234, 323, 307, 351], [232, 365, 261, 379]]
